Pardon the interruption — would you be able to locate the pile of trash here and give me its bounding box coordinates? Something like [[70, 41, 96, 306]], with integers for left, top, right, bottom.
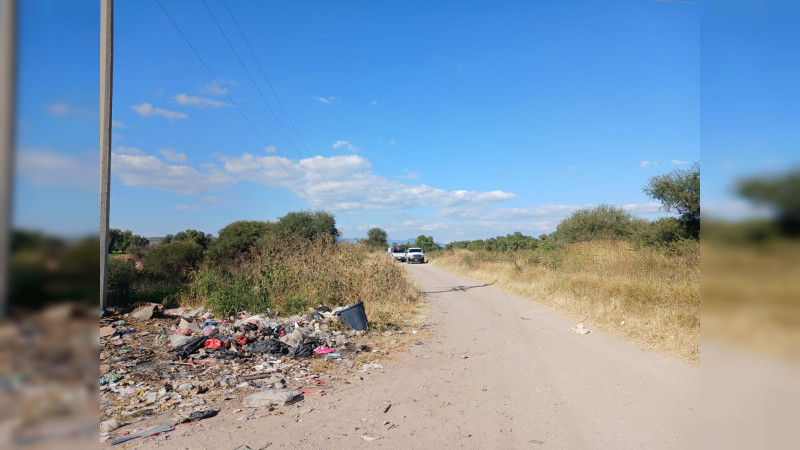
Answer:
[[99, 301, 377, 441]]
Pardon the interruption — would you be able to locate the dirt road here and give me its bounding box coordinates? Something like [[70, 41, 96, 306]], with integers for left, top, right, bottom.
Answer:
[[121, 263, 698, 449]]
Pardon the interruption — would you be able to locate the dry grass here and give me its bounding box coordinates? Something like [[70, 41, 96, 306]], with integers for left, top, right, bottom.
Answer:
[[430, 240, 699, 364], [186, 237, 426, 334], [703, 240, 800, 362]]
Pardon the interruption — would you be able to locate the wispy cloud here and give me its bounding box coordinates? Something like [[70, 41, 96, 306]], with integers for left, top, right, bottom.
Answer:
[[159, 148, 187, 163], [671, 159, 688, 165], [202, 196, 231, 204], [112, 120, 126, 129], [400, 170, 420, 179], [115, 146, 145, 156], [199, 80, 234, 96], [131, 103, 188, 120], [46, 102, 96, 118], [264, 145, 277, 154], [390, 139, 397, 146], [172, 93, 231, 109], [640, 160, 651, 168], [112, 151, 234, 194], [176, 205, 200, 211], [317, 96, 336, 104], [16, 149, 98, 189], [370, 100, 379, 107], [331, 140, 359, 152]]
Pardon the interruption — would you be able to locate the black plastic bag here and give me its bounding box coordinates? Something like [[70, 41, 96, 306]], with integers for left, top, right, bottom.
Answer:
[[292, 338, 318, 357], [249, 339, 291, 356]]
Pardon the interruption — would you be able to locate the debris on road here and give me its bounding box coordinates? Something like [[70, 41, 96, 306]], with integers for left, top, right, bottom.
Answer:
[[242, 389, 302, 407], [570, 322, 590, 335], [110, 424, 173, 446]]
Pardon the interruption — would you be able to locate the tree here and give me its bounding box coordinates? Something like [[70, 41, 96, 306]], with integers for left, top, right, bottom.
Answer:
[[109, 228, 124, 252], [365, 227, 388, 250], [164, 229, 213, 249], [644, 162, 700, 239], [737, 169, 800, 236], [143, 241, 204, 278], [207, 220, 273, 265], [275, 210, 338, 241], [555, 205, 635, 243], [108, 228, 149, 253], [413, 235, 440, 253]]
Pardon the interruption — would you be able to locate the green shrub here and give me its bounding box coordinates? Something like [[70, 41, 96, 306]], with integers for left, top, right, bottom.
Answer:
[[555, 204, 634, 243], [275, 210, 338, 241], [189, 268, 270, 317], [631, 217, 687, 246], [207, 220, 272, 266], [143, 241, 203, 278]]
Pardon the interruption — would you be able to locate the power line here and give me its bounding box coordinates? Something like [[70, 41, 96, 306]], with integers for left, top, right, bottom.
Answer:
[[201, 0, 358, 232], [153, 0, 312, 210]]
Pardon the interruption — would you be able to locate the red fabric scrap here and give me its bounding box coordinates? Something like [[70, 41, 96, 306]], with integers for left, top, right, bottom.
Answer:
[[204, 338, 222, 349]]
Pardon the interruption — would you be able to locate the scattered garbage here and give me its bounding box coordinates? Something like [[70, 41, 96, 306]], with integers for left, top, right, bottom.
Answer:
[[242, 389, 301, 407], [178, 409, 218, 423], [99, 303, 398, 434], [248, 338, 291, 355], [100, 419, 123, 433], [131, 303, 159, 321], [570, 322, 590, 335], [110, 424, 173, 446], [204, 338, 222, 349], [336, 301, 368, 331]]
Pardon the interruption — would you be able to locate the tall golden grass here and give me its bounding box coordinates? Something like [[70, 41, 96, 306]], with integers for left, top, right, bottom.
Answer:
[[186, 235, 423, 331], [430, 240, 699, 363], [703, 240, 800, 362]]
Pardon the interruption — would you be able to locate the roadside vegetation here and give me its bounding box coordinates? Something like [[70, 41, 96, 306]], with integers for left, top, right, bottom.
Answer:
[[702, 169, 800, 362], [431, 164, 701, 363], [107, 210, 422, 331]]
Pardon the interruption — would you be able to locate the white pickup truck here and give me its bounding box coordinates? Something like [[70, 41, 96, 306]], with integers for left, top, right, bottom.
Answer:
[[405, 247, 425, 264], [388, 246, 407, 262]]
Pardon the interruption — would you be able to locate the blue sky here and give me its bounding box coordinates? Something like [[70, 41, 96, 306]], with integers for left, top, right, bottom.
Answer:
[[17, 0, 782, 242]]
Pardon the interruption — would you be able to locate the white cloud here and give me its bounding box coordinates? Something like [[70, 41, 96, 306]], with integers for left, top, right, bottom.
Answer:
[[199, 80, 233, 96], [400, 170, 420, 180], [16, 149, 98, 188], [176, 205, 200, 211], [221, 153, 515, 213], [172, 93, 231, 109], [112, 151, 234, 194], [331, 140, 359, 152], [115, 146, 145, 155], [159, 148, 187, 163], [317, 96, 336, 104], [112, 120, 126, 129], [390, 140, 397, 146], [131, 103, 188, 120], [671, 159, 689, 165], [264, 145, 277, 154], [202, 196, 231, 204], [370, 100, 379, 107], [640, 160, 651, 168], [46, 102, 96, 118]]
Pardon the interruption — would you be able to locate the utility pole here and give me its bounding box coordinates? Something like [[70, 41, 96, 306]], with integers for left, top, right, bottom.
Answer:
[[0, 0, 17, 318], [100, 0, 113, 309]]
